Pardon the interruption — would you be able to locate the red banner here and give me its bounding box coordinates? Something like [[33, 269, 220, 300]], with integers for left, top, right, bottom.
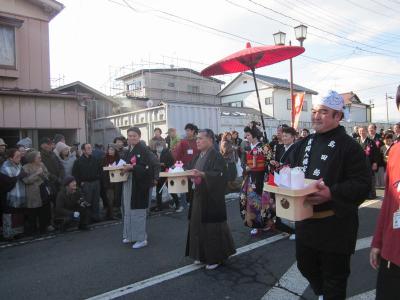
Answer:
[[293, 92, 305, 129]]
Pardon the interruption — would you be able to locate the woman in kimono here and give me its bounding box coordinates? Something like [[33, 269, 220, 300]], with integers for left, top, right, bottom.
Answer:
[[186, 129, 236, 270], [121, 127, 156, 249], [239, 123, 274, 236]]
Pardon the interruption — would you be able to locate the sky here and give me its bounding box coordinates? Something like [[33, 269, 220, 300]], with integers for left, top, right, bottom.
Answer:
[[49, 0, 400, 122]]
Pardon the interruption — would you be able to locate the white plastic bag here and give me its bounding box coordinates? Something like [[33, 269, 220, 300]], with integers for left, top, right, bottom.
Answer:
[[236, 158, 243, 178]]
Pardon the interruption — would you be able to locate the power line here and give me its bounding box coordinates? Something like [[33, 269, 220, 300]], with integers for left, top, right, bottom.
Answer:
[[315, 51, 356, 83], [120, 0, 263, 44], [281, 0, 400, 43], [367, 0, 400, 13], [270, 0, 398, 44], [345, 0, 395, 18], [301, 55, 400, 77], [353, 80, 400, 92], [247, 0, 400, 55], [225, 0, 400, 57], [298, 0, 400, 41], [110, 0, 400, 78]]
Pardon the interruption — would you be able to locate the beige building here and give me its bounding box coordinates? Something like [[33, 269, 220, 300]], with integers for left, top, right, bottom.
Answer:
[[115, 68, 224, 112], [0, 0, 87, 148]]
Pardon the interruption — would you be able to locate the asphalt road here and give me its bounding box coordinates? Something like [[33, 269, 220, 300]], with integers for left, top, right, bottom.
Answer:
[[0, 193, 382, 300]]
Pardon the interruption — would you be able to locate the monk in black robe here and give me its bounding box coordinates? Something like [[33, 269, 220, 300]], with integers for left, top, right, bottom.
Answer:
[[289, 91, 371, 300], [186, 129, 236, 270]]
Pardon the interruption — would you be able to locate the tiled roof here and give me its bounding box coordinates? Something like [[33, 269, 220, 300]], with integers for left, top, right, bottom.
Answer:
[[340, 92, 361, 105], [245, 72, 318, 95], [116, 68, 225, 84]]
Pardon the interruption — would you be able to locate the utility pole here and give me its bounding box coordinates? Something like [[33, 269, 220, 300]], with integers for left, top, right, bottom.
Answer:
[[386, 93, 394, 123], [386, 93, 389, 123]]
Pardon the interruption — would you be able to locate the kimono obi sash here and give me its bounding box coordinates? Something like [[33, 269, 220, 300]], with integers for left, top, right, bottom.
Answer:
[[246, 148, 265, 172]]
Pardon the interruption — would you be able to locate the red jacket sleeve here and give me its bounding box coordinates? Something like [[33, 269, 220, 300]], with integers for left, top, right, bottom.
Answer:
[[371, 160, 391, 249]]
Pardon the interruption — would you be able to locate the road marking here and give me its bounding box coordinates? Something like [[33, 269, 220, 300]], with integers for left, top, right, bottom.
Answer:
[[359, 200, 380, 209], [348, 289, 376, 300], [86, 233, 288, 300], [261, 236, 373, 300]]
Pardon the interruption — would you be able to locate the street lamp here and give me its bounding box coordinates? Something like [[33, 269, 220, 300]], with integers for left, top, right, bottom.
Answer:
[[294, 24, 308, 47], [273, 31, 286, 46], [273, 24, 307, 127]]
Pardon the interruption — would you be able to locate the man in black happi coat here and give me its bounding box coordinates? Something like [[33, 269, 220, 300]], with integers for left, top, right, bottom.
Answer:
[[289, 91, 371, 300]]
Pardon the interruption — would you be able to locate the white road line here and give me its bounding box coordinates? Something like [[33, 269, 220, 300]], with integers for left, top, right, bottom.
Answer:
[[261, 236, 373, 300], [359, 200, 380, 209], [261, 263, 308, 300], [86, 233, 288, 300], [348, 289, 376, 300], [355, 236, 373, 251]]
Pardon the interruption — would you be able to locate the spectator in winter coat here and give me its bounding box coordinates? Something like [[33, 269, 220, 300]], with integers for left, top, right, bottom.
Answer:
[[357, 126, 380, 199], [173, 123, 199, 205], [153, 141, 182, 212], [22, 151, 52, 234], [72, 143, 103, 222], [55, 176, 89, 230], [0, 138, 7, 167], [101, 144, 122, 220], [0, 149, 27, 239], [39, 137, 64, 192], [55, 142, 76, 178], [149, 128, 167, 151], [165, 128, 180, 150]]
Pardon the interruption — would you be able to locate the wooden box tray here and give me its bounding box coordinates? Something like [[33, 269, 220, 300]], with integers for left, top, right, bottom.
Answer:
[[103, 166, 129, 183], [264, 179, 318, 221], [159, 171, 193, 194]]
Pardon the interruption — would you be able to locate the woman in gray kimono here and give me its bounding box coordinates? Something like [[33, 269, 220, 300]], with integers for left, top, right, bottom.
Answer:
[[186, 129, 236, 270]]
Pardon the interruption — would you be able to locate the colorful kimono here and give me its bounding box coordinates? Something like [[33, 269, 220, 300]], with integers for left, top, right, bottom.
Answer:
[[239, 142, 274, 229]]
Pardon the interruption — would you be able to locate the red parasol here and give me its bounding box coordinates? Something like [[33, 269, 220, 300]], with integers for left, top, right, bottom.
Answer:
[[201, 42, 304, 141]]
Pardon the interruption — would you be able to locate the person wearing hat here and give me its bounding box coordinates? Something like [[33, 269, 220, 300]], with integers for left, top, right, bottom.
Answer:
[[0, 138, 7, 167], [39, 137, 64, 193], [55, 142, 76, 178], [22, 151, 52, 234], [288, 91, 371, 299], [55, 176, 89, 230], [370, 85, 400, 299]]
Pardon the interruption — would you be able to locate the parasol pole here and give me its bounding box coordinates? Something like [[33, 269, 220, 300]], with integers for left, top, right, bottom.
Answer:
[[250, 68, 268, 143], [289, 41, 295, 127]]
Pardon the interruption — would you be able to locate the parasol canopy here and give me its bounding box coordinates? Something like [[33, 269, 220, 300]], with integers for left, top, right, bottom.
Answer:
[[201, 42, 304, 76], [201, 43, 305, 141]]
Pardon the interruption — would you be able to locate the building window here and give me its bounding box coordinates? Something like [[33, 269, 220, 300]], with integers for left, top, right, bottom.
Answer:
[[302, 100, 308, 111], [243, 80, 247, 84], [127, 81, 142, 91], [287, 98, 292, 110], [188, 85, 199, 93], [287, 98, 308, 111], [265, 97, 273, 105], [230, 101, 243, 108], [168, 82, 175, 88], [0, 25, 16, 68]]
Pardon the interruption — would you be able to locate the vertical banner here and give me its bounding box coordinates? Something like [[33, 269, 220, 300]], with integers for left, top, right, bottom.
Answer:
[[293, 92, 305, 130]]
